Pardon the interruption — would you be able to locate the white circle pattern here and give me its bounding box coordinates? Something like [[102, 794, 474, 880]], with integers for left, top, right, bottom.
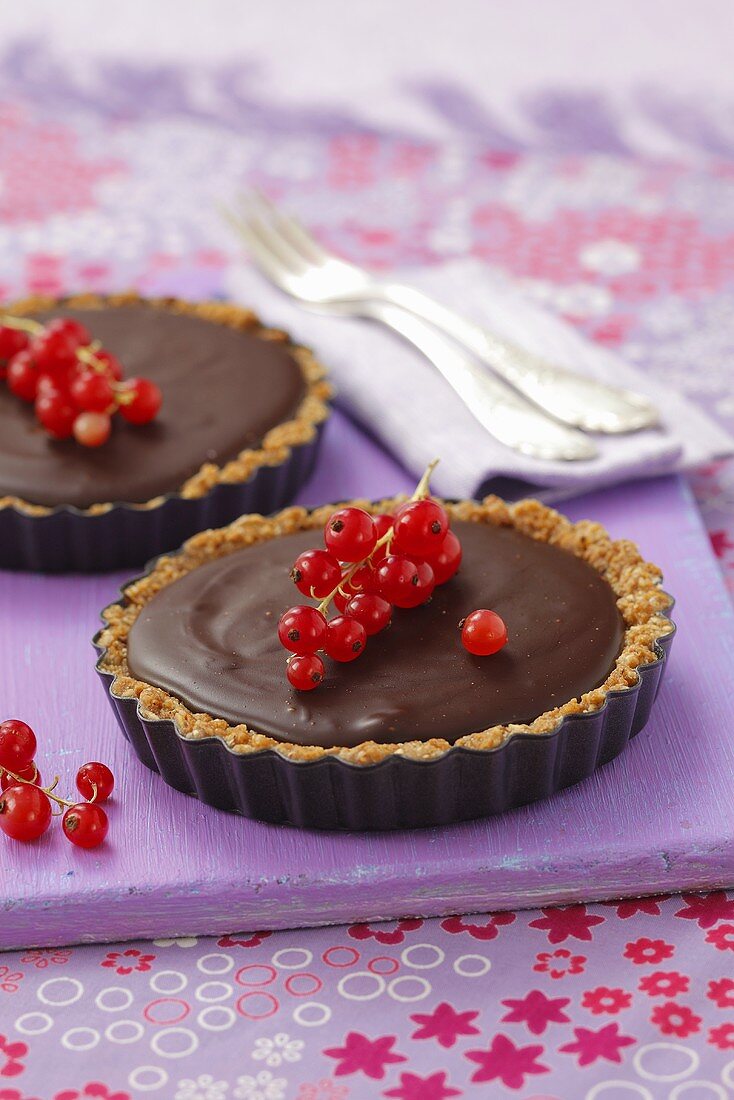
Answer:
[[96, 986, 134, 1012], [14, 1012, 54, 1036], [337, 971, 386, 1001], [400, 943, 445, 969], [197, 1005, 237, 1031], [150, 969, 188, 994], [105, 1019, 145, 1044], [128, 1065, 169, 1092], [669, 1085, 728, 1100], [150, 1026, 199, 1059], [61, 1027, 100, 1051], [195, 980, 233, 1003], [453, 954, 492, 977], [37, 977, 84, 1006], [723, 1061, 734, 1089], [633, 1042, 699, 1082], [586, 1083, 653, 1100], [197, 953, 234, 975], [272, 948, 314, 969], [293, 1001, 332, 1027], [387, 976, 432, 1002]]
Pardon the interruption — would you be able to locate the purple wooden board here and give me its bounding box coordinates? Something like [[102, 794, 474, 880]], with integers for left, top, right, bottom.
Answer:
[[1, 411, 732, 951]]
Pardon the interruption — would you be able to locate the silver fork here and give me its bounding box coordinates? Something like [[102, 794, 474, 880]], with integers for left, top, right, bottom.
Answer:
[[224, 196, 598, 462]]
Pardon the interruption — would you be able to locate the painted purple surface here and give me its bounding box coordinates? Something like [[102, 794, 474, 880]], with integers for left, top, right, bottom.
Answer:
[[0, 411, 732, 952]]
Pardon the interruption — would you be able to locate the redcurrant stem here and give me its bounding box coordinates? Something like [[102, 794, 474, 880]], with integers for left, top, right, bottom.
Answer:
[[315, 457, 440, 617], [0, 765, 79, 809], [1, 312, 124, 392], [0, 313, 44, 336]]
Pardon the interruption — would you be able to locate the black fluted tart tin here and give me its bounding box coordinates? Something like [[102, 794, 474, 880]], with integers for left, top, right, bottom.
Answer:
[[0, 424, 324, 574], [94, 593, 675, 832]]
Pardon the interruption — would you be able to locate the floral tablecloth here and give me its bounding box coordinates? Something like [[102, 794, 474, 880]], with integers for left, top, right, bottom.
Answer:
[[2, 13, 734, 1099]]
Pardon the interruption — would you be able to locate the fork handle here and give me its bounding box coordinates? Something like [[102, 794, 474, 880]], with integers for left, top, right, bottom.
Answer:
[[367, 283, 658, 434], [356, 301, 597, 462]]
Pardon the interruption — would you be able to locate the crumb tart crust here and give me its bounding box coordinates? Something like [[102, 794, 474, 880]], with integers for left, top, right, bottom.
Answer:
[[0, 293, 331, 515], [97, 496, 674, 766]]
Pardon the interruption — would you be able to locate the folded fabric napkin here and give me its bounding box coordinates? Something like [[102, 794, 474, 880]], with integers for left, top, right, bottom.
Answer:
[[226, 259, 734, 502]]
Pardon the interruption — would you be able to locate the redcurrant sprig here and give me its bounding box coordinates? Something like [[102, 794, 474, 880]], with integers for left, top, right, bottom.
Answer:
[[0, 719, 113, 848], [0, 313, 162, 447]]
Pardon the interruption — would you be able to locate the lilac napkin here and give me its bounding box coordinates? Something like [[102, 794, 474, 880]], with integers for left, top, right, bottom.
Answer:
[[226, 259, 734, 501]]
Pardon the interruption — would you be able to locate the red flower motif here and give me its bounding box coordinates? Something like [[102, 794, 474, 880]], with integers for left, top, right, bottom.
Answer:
[[1, 1090, 41, 1100], [0, 1036, 27, 1079], [348, 919, 423, 946], [100, 949, 155, 976], [0, 968, 23, 995], [710, 530, 734, 559], [601, 897, 668, 918], [533, 948, 586, 979], [559, 1023, 635, 1067], [54, 1087, 131, 1100], [581, 987, 632, 1015], [709, 1022, 734, 1050], [650, 1002, 702, 1038], [638, 971, 690, 998], [623, 937, 675, 965], [440, 913, 516, 941], [465, 1034, 548, 1089], [384, 1071, 460, 1100], [706, 923, 734, 951], [674, 891, 734, 928], [323, 1032, 406, 1079], [708, 977, 734, 1008], [19, 949, 71, 969], [501, 989, 571, 1034], [528, 905, 605, 945], [216, 931, 272, 949], [410, 1002, 480, 1048]]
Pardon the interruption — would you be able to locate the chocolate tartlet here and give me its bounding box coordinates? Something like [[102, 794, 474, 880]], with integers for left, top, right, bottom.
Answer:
[[0, 294, 330, 572], [95, 496, 674, 829]]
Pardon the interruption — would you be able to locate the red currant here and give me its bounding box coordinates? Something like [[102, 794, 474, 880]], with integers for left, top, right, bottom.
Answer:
[[0, 325, 29, 371], [76, 761, 115, 803], [345, 592, 393, 635], [277, 605, 328, 654], [392, 499, 449, 558], [31, 321, 81, 374], [71, 370, 114, 412], [286, 653, 325, 691], [376, 555, 435, 608], [1, 762, 40, 792], [0, 784, 51, 842], [117, 377, 162, 425], [0, 719, 37, 772], [73, 411, 112, 448], [460, 609, 508, 656], [423, 528, 463, 585], [324, 616, 367, 662], [349, 564, 377, 593], [290, 549, 342, 599], [35, 391, 77, 440], [371, 513, 395, 562], [62, 802, 108, 848], [7, 350, 39, 402], [324, 507, 378, 562], [93, 348, 123, 381], [48, 317, 91, 347]]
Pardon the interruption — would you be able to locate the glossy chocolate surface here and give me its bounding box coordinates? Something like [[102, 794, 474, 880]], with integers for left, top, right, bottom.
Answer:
[[0, 305, 306, 508], [127, 520, 625, 749]]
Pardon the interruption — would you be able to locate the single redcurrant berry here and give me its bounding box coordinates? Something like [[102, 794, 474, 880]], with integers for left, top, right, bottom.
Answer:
[[117, 377, 162, 425], [423, 528, 463, 585], [76, 761, 115, 803], [35, 391, 77, 440], [349, 564, 377, 594], [0, 325, 30, 370], [333, 588, 349, 614], [460, 609, 508, 656], [277, 605, 328, 654], [62, 802, 109, 849], [286, 653, 325, 691], [345, 593, 393, 635], [1, 762, 41, 792], [0, 719, 37, 772], [7, 350, 39, 402], [376, 555, 435, 608], [31, 322, 80, 374], [47, 317, 91, 348], [324, 616, 367, 662], [324, 507, 378, 562], [290, 549, 342, 599], [71, 370, 114, 412], [392, 499, 449, 558], [73, 411, 112, 448], [0, 784, 52, 842], [93, 348, 123, 381]]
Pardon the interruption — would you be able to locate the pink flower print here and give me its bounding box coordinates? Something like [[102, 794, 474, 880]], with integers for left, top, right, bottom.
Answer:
[[705, 923, 734, 951], [708, 977, 734, 1008], [601, 896, 668, 918], [1, 1090, 41, 1100], [709, 1022, 734, 1050], [710, 531, 734, 559], [20, 949, 71, 969], [348, 919, 423, 946], [54, 1086, 131, 1100], [323, 1032, 406, 1079], [638, 970, 690, 998], [581, 987, 632, 1015], [0, 968, 22, 995], [533, 949, 586, 979], [674, 891, 734, 928], [650, 1002, 703, 1038], [440, 912, 515, 940], [559, 1023, 635, 1067], [100, 949, 155, 976], [384, 1071, 461, 1100], [217, 931, 272, 949], [296, 1082, 349, 1100], [410, 1002, 480, 1048], [500, 990, 571, 1034], [623, 937, 675, 965], [528, 905, 604, 944], [465, 1034, 548, 1089], [0, 1037, 27, 1080]]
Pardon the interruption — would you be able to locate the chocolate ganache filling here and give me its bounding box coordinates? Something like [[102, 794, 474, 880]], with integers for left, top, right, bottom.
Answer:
[[127, 520, 625, 749], [0, 304, 306, 509]]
